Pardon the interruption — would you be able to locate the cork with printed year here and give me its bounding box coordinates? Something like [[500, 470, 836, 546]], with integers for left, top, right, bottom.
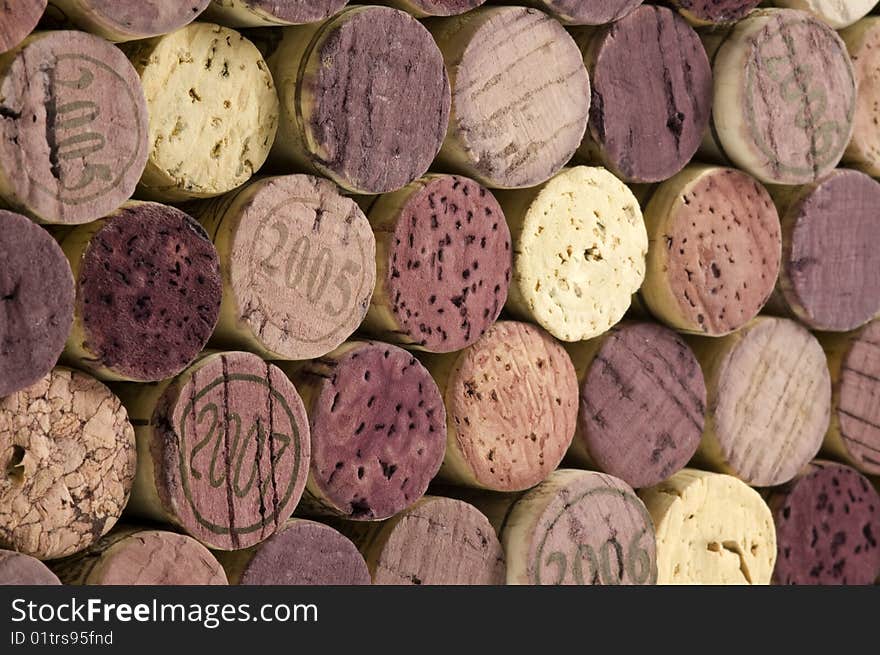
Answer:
[[116, 351, 310, 551], [639, 469, 777, 584], [0, 550, 60, 585], [46, 1, 209, 41], [0, 1, 45, 53], [267, 6, 449, 195], [202, 0, 348, 27], [573, 6, 713, 184], [428, 7, 590, 189], [375, 1, 484, 17], [0, 367, 136, 560], [687, 317, 830, 488], [498, 1, 643, 25], [124, 23, 278, 202], [700, 9, 856, 185], [841, 18, 880, 178], [195, 175, 375, 361], [667, 0, 760, 25], [771, 0, 876, 29], [0, 30, 149, 225], [641, 165, 781, 336]]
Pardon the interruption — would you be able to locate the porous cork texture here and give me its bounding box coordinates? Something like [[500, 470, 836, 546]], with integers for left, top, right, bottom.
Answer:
[[639, 469, 777, 584], [771, 0, 876, 29], [429, 7, 590, 189], [363, 174, 512, 353], [126, 23, 278, 202], [0, 367, 136, 560], [641, 165, 781, 336], [377, 1, 484, 17], [668, 0, 760, 25], [47, 1, 210, 41], [0, 549, 61, 584], [842, 18, 880, 177], [689, 317, 830, 488], [202, 0, 348, 26], [0, 0, 45, 53], [768, 461, 880, 585], [517, 0, 643, 25], [499, 166, 647, 342]]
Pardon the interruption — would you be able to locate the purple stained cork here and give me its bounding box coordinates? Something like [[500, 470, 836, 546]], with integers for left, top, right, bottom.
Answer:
[[45, 1, 210, 41], [0, 550, 61, 585], [769, 461, 880, 585], [202, 0, 348, 26], [0, 1, 45, 53], [377, 1, 485, 17], [668, 0, 760, 24], [0, 210, 74, 397], [515, 1, 643, 25]]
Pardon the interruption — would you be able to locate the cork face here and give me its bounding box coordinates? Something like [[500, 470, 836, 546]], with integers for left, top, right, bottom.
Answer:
[[0, 0, 45, 53], [577, 322, 705, 489], [771, 0, 876, 29], [530, 0, 643, 25], [781, 170, 880, 332], [382, 175, 512, 352], [836, 322, 880, 475], [0, 30, 149, 224], [0, 368, 136, 560], [670, 0, 759, 24], [769, 461, 880, 585], [843, 19, 880, 177], [210, 0, 348, 24], [79, 1, 210, 37], [75, 203, 222, 382], [581, 6, 713, 183], [301, 342, 446, 520], [0, 550, 61, 585], [447, 321, 579, 491], [0, 210, 74, 397], [512, 167, 648, 342], [396, 0, 485, 16]]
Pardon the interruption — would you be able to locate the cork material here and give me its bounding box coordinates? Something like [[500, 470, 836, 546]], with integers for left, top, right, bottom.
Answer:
[[514, 0, 642, 25], [0, 367, 136, 560], [126, 23, 278, 202], [771, 0, 876, 29], [376, 1, 484, 17], [202, 0, 348, 27], [47, 1, 210, 41], [841, 18, 880, 178], [0, 550, 61, 584], [0, 0, 45, 53], [669, 0, 760, 25]]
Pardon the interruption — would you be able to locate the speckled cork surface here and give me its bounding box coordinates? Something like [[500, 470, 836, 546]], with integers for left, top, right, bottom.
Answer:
[[0, 550, 61, 584], [842, 18, 880, 177], [202, 0, 348, 26], [0, 0, 46, 53], [47, 1, 209, 41]]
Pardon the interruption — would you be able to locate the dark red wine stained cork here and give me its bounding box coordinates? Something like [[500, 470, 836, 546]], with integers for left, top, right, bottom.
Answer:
[[509, 1, 643, 25], [0, 210, 74, 397], [0, 550, 61, 585], [0, 31, 149, 225], [574, 6, 713, 184], [771, 169, 880, 332], [377, 1, 484, 17], [0, 0, 46, 53], [668, 0, 760, 25], [47, 1, 209, 41], [363, 175, 512, 353], [60, 202, 222, 382], [768, 461, 880, 585], [216, 519, 370, 585], [566, 322, 705, 489], [202, 0, 348, 26], [286, 341, 446, 520]]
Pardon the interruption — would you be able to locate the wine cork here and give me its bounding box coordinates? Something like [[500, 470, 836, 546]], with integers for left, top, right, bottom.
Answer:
[[46, 1, 210, 41], [282, 341, 446, 520], [565, 322, 705, 489], [215, 518, 370, 585], [362, 174, 511, 353], [0, 0, 46, 53], [498, 166, 647, 342], [195, 175, 375, 360], [0, 210, 74, 397], [375, 1, 484, 17], [770, 0, 876, 29], [52, 527, 227, 585], [0, 550, 61, 585], [118, 351, 310, 551], [689, 317, 830, 487], [342, 496, 505, 585], [667, 0, 760, 25], [0, 30, 149, 225], [499, 1, 642, 25], [573, 6, 713, 184], [428, 7, 590, 189], [125, 23, 278, 202], [842, 18, 880, 177], [59, 202, 222, 383], [267, 6, 449, 195], [768, 461, 880, 585], [769, 169, 880, 332], [639, 469, 777, 584], [0, 367, 136, 560], [422, 321, 578, 491], [640, 165, 781, 336], [702, 9, 856, 185], [202, 1, 348, 27]]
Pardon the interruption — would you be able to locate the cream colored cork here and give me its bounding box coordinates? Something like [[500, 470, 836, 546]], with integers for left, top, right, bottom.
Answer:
[[841, 18, 880, 178], [770, 0, 876, 29], [125, 23, 278, 202], [639, 469, 777, 585], [0, 367, 136, 560], [497, 166, 647, 342], [47, 1, 209, 42]]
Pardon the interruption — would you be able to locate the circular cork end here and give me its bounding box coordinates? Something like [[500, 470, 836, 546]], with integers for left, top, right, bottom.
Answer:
[[708, 317, 830, 487], [369, 497, 505, 585], [214, 175, 374, 360], [640, 469, 777, 584], [779, 169, 880, 332], [581, 6, 712, 183], [68, 1, 210, 39], [446, 321, 578, 491], [0, 550, 61, 585], [0, 368, 136, 560], [771, 0, 876, 29], [0, 0, 45, 53], [238, 519, 370, 585], [0, 30, 149, 224], [574, 322, 705, 489], [769, 461, 880, 585], [434, 7, 590, 189], [529, 0, 643, 25], [669, 0, 759, 24], [378, 175, 511, 352], [391, 0, 485, 16], [131, 23, 278, 201], [299, 342, 446, 520], [711, 9, 855, 185], [75, 203, 221, 382], [209, 0, 349, 24], [642, 166, 781, 336], [842, 18, 880, 177], [834, 321, 880, 475], [152, 352, 310, 550], [511, 166, 647, 342], [0, 211, 74, 397]]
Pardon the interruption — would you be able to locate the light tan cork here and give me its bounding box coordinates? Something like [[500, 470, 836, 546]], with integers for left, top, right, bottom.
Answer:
[[841, 18, 880, 178], [202, 1, 348, 27], [47, 1, 209, 42], [770, 0, 876, 29]]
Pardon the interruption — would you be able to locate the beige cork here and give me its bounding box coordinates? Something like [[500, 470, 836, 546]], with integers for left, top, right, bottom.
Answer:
[[47, 1, 209, 42], [202, 1, 348, 27], [841, 18, 880, 178], [0, 367, 136, 560], [770, 0, 876, 29], [0, 1, 46, 53]]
